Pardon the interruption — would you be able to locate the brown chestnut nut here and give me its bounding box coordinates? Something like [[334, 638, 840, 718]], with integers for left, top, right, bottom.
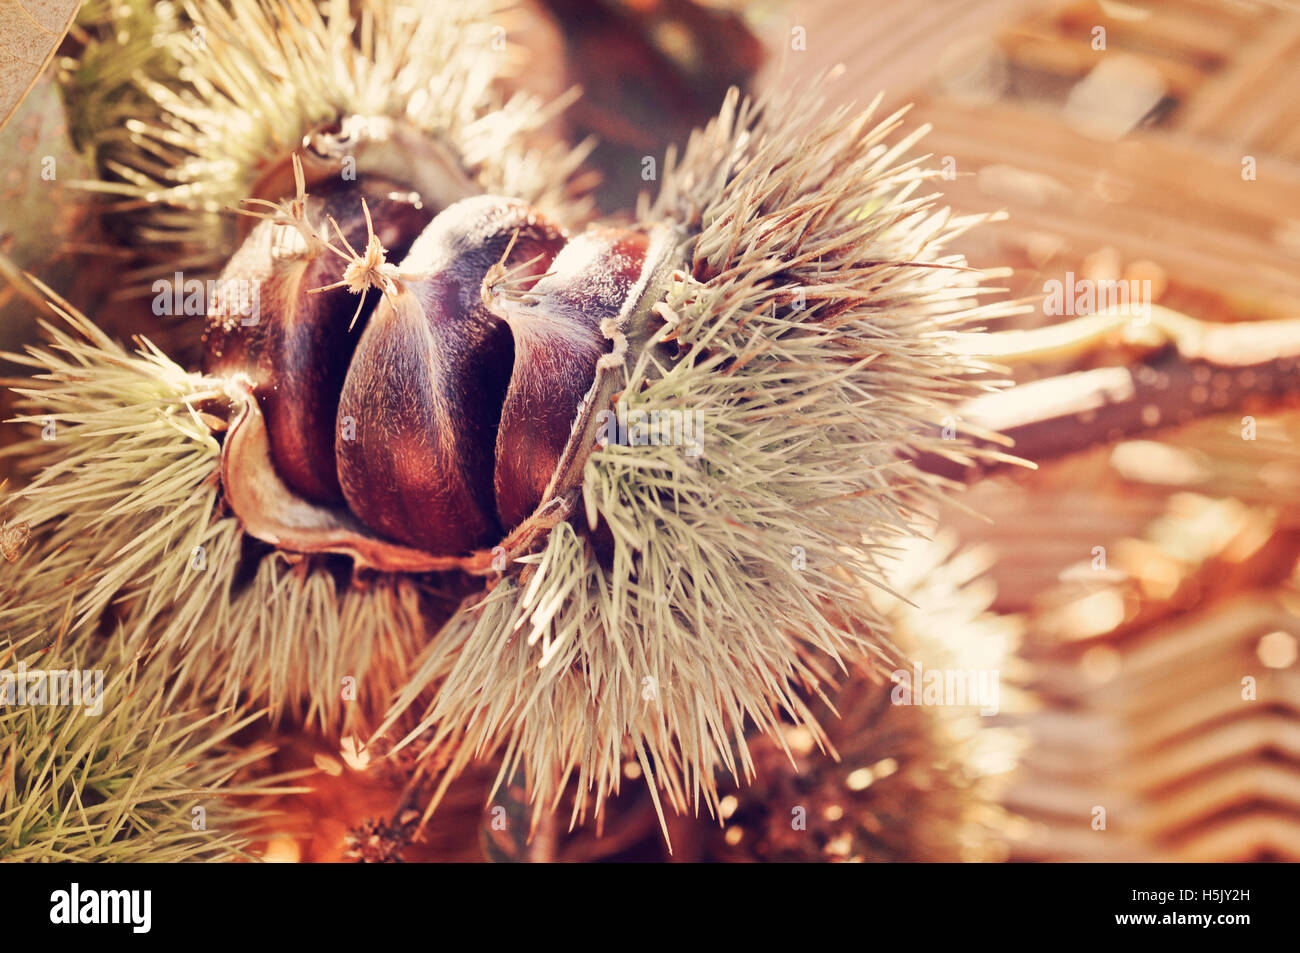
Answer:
[[211, 186, 669, 566], [204, 179, 432, 504], [334, 196, 567, 554], [490, 229, 650, 529]]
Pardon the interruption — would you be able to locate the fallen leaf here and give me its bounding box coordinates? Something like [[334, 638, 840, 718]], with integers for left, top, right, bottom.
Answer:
[[0, 0, 82, 132]]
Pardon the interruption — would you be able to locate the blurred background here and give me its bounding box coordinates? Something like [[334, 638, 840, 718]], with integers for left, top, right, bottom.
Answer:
[[743, 0, 1300, 861]]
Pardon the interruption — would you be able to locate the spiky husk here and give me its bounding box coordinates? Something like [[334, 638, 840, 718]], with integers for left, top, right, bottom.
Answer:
[[379, 86, 1015, 830], [0, 304, 446, 735], [60, 0, 187, 166], [4, 78, 1015, 836], [0, 630, 289, 862], [73, 0, 588, 279], [708, 535, 1022, 862]]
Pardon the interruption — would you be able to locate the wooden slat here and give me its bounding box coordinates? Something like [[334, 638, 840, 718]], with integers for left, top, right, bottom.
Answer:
[[1176, 17, 1300, 141], [916, 97, 1300, 319]]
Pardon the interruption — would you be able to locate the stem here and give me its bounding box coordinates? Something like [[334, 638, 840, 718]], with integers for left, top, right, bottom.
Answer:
[[480, 769, 560, 862], [919, 307, 1300, 480]]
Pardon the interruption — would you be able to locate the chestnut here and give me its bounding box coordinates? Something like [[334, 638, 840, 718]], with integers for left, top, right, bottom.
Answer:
[[335, 196, 568, 554], [203, 178, 432, 504], [207, 186, 668, 564], [490, 228, 654, 528]]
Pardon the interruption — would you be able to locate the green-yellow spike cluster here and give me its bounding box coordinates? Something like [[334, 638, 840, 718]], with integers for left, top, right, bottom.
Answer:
[[69, 0, 589, 279], [381, 86, 1014, 830], [0, 631, 292, 862]]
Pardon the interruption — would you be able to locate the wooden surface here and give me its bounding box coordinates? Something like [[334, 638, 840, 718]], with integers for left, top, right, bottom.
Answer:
[[753, 0, 1300, 861]]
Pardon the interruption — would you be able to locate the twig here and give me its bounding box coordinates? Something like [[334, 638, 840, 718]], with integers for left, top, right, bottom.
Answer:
[[918, 346, 1300, 481]]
